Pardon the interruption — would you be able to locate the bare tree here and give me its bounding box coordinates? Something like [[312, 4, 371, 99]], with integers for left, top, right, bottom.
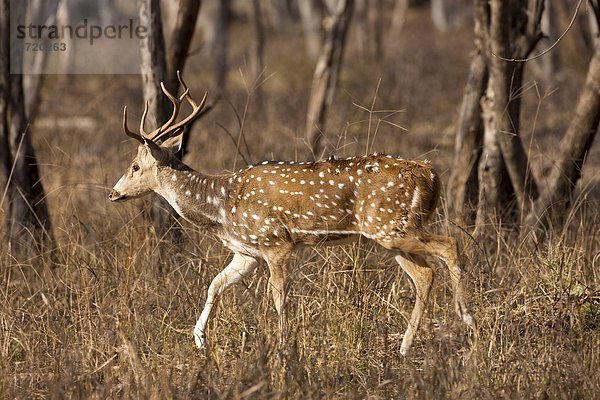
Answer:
[[251, 0, 266, 92], [355, 0, 369, 54], [525, 36, 600, 234], [354, 0, 383, 59], [263, 0, 295, 30], [449, 0, 543, 235], [370, 0, 384, 59], [305, 0, 354, 159], [476, 0, 543, 232], [138, 0, 169, 128], [200, 0, 229, 93], [23, 0, 60, 122], [570, 0, 599, 54], [529, 1, 558, 85], [298, 0, 322, 59], [387, 0, 409, 40], [431, 0, 451, 32], [0, 0, 54, 254], [430, 0, 471, 32], [447, 0, 488, 226], [137, 0, 204, 240], [450, 0, 599, 244], [165, 0, 202, 94]]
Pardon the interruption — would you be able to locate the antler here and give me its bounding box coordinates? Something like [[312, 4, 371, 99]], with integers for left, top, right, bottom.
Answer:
[[122, 72, 207, 144]]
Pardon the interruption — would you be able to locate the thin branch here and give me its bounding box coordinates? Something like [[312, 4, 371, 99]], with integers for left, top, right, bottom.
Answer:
[[492, 0, 584, 63]]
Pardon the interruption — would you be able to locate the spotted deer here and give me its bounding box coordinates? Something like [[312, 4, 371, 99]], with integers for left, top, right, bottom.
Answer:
[[109, 75, 476, 356]]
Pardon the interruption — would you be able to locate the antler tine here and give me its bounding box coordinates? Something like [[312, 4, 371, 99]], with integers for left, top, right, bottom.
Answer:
[[177, 70, 187, 93], [177, 71, 191, 102], [176, 71, 204, 109], [179, 87, 190, 102], [121, 74, 208, 146], [139, 101, 150, 138], [194, 91, 208, 111], [151, 76, 207, 144], [122, 106, 145, 143], [178, 69, 205, 110], [153, 90, 207, 144], [147, 82, 182, 142]]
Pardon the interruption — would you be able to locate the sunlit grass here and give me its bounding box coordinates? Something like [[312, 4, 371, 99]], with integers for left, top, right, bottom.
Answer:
[[2, 7, 599, 398]]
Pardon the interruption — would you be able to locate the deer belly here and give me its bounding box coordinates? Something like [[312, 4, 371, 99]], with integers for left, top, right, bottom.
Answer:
[[220, 235, 262, 258]]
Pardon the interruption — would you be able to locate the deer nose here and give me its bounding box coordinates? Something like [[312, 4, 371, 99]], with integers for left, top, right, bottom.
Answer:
[[108, 189, 120, 201]]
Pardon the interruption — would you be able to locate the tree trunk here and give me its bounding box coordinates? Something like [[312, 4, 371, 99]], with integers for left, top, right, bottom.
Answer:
[[297, 0, 322, 59], [138, 0, 181, 241], [475, 0, 543, 232], [137, 0, 207, 242], [165, 0, 202, 155], [251, 0, 266, 93], [265, 0, 294, 30], [476, 91, 515, 232], [138, 0, 169, 127], [447, 50, 487, 226], [386, 0, 408, 53], [355, 0, 368, 55], [431, 0, 450, 32], [371, 0, 383, 60], [524, 40, 600, 232], [448, 0, 488, 226], [355, 0, 383, 59], [200, 0, 229, 94], [305, 0, 354, 159], [529, 0, 558, 85], [23, 0, 60, 122], [165, 0, 201, 94], [0, 0, 53, 254], [484, 1, 538, 218], [0, 0, 11, 192]]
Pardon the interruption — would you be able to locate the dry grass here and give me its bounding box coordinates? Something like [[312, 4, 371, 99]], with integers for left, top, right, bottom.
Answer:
[[2, 6, 600, 399], [2, 202, 599, 398]]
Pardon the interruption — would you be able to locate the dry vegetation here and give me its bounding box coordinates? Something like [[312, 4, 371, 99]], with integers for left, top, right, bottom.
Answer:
[[2, 6, 599, 399]]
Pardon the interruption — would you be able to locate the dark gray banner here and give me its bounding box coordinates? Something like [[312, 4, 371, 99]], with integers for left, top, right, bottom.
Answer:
[[10, 0, 146, 74]]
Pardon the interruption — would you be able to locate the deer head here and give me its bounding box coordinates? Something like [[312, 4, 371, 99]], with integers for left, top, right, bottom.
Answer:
[[108, 73, 207, 202]]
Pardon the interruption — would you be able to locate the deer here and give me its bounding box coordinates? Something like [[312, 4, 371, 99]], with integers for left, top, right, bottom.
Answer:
[[109, 74, 476, 356]]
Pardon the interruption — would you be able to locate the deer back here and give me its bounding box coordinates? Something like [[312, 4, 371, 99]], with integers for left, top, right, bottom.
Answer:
[[223, 154, 441, 248]]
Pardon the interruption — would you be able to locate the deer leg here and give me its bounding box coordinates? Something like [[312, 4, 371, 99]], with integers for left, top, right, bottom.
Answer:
[[419, 234, 476, 330], [194, 252, 258, 350], [262, 246, 293, 349], [395, 253, 434, 356]]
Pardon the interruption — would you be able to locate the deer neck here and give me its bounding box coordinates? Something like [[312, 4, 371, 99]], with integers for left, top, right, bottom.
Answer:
[[154, 162, 230, 227]]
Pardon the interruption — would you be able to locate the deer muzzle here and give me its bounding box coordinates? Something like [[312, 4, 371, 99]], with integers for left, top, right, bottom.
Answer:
[[108, 189, 125, 202]]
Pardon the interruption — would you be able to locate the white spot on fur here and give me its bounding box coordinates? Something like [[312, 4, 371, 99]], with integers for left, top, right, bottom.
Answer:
[[411, 187, 421, 210]]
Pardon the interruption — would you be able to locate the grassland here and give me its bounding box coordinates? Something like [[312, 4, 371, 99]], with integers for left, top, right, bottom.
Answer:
[[1, 6, 599, 399]]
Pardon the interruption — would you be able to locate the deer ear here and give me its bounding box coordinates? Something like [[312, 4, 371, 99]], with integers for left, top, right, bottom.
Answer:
[[160, 130, 184, 154]]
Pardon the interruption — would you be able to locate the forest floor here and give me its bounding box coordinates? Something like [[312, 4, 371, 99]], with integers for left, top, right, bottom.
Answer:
[[1, 5, 599, 399]]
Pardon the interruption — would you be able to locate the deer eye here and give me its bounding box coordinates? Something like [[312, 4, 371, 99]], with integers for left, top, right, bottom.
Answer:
[[132, 164, 140, 172]]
